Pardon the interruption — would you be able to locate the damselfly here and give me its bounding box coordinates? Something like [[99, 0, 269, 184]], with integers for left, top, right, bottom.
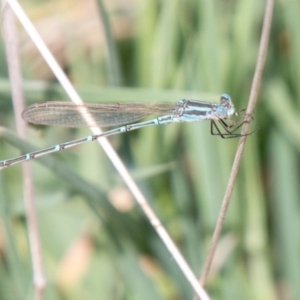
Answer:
[[0, 94, 253, 169]]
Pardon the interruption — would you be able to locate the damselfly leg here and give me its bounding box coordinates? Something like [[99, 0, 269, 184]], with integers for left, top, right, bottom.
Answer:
[[211, 111, 255, 139]]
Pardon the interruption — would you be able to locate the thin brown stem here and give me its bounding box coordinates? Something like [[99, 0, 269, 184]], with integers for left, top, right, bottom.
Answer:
[[2, 2, 45, 299], [198, 0, 274, 290]]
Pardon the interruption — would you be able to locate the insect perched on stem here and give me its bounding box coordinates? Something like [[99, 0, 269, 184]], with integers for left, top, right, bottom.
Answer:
[[0, 94, 254, 170]]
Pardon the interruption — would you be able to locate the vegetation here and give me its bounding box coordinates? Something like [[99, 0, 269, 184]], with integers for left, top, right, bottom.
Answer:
[[0, 0, 299, 299]]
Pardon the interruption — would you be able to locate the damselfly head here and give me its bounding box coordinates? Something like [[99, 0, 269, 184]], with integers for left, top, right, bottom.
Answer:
[[220, 94, 235, 116], [220, 94, 232, 106]]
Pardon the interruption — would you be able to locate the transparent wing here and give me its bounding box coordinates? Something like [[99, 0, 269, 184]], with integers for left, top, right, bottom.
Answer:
[[22, 102, 176, 127]]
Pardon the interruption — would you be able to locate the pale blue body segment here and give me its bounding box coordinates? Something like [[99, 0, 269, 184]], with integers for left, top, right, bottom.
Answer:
[[0, 94, 248, 170]]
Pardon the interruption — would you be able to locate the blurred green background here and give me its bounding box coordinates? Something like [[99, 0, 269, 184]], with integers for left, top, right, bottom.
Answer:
[[0, 0, 299, 299]]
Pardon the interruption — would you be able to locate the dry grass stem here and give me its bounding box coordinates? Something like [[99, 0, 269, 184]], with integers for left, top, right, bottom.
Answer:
[[199, 0, 274, 289], [6, 0, 209, 298]]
